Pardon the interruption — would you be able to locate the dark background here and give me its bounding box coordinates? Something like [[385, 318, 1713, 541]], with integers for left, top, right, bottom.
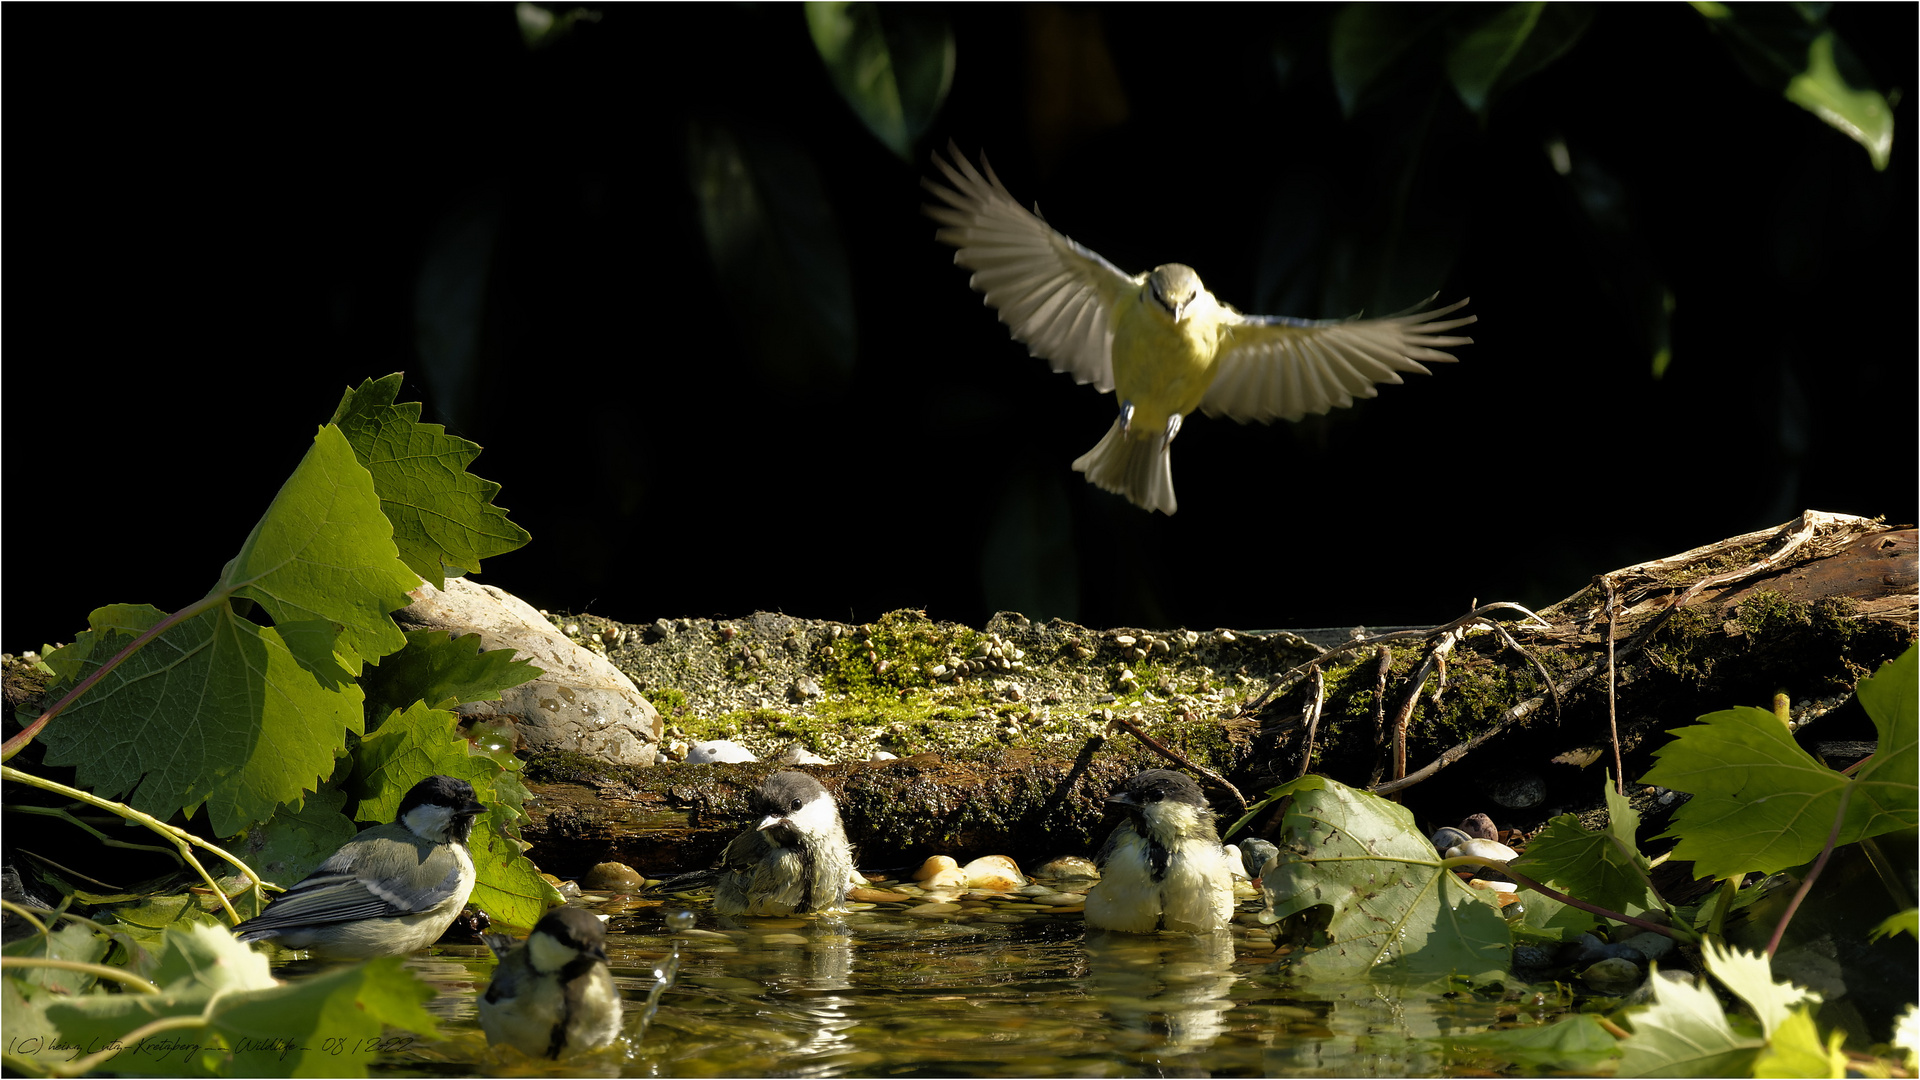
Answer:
[[7, 4, 1914, 648]]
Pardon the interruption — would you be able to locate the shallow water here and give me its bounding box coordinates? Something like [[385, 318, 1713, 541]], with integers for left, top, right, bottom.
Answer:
[[371, 890, 1537, 1078]]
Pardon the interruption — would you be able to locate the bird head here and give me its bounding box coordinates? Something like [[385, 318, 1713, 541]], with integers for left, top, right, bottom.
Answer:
[[1144, 264, 1205, 322], [525, 906, 610, 974], [749, 771, 841, 849], [396, 775, 488, 845], [1106, 769, 1220, 843]]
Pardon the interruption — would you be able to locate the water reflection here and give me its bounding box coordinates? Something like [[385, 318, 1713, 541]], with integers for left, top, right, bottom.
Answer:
[[369, 903, 1519, 1077]]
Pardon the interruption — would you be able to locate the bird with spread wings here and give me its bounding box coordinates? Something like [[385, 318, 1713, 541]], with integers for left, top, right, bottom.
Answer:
[[925, 144, 1475, 515]]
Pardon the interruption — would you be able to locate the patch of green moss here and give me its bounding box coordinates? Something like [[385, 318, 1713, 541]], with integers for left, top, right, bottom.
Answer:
[[648, 687, 689, 716]]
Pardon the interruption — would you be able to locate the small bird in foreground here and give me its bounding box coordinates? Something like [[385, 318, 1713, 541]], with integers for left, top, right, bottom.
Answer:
[[925, 144, 1476, 515], [1084, 770, 1238, 934], [713, 771, 855, 917], [479, 906, 624, 1060], [233, 775, 487, 959]]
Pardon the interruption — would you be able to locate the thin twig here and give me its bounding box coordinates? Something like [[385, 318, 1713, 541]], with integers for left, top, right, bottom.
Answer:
[[1106, 714, 1248, 819], [1604, 575, 1624, 796], [1295, 669, 1325, 780], [0, 956, 159, 993], [3, 765, 271, 923], [1366, 645, 1391, 788], [1495, 863, 1690, 942]]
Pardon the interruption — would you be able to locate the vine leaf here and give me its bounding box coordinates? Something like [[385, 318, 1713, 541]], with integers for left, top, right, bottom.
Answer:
[[1640, 646, 1917, 880], [349, 702, 560, 930], [40, 425, 415, 836], [1260, 775, 1511, 981], [37, 923, 436, 1077], [361, 629, 543, 723], [329, 373, 531, 589], [1509, 773, 1658, 914]]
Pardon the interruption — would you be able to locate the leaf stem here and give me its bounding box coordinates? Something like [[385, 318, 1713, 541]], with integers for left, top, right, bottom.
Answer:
[[0, 955, 159, 993], [1495, 861, 1694, 942], [1, 593, 223, 761], [1765, 782, 1853, 957], [0, 765, 270, 924]]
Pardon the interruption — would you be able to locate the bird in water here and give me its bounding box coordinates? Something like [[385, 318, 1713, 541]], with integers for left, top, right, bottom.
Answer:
[[478, 906, 624, 1060], [714, 771, 855, 916], [1084, 770, 1238, 934]]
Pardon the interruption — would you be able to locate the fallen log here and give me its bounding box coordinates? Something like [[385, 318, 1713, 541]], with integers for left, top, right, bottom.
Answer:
[[519, 511, 1915, 878]]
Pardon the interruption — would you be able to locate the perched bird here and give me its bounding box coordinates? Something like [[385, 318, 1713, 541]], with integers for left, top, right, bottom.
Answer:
[[925, 144, 1475, 514], [1084, 770, 1238, 934], [232, 775, 486, 959], [713, 771, 855, 916], [479, 906, 624, 1060]]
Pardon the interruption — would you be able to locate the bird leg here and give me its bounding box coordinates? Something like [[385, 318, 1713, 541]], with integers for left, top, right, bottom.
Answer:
[[1160, 413, 1183, 453], [1119, 400, 1135, 437]]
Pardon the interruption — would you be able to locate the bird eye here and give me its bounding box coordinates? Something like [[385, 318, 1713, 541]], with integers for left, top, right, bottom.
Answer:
[[789, 798, 803, 811]]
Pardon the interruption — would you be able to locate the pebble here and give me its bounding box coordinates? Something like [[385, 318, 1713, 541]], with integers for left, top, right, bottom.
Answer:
[[962, 855, 1027, 891], [582, 862, 644, 891], [848, 887, 914, 903], [686, 739, 758, 764], [906, 903, 964, 917], [913, 856, 958, 881], [1028, 892, 1085, 906]]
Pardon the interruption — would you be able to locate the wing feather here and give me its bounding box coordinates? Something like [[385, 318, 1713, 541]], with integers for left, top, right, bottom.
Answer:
[[1202, 296, 1474, 423], [925, 143, 1136, 392]]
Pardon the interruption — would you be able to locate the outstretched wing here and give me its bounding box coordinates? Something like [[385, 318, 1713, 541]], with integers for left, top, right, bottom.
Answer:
[[925, 143, 1138, 392], [1201, 295, 1475, 423]]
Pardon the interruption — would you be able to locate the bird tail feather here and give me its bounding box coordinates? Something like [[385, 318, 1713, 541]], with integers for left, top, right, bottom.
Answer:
[[1072, 419, 1177, 515]]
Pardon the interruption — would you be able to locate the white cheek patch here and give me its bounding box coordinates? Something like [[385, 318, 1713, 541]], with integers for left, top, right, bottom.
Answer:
[[403, 803, 457, 842], [786, 795, 842, 840], [527, 931, 578, 975]]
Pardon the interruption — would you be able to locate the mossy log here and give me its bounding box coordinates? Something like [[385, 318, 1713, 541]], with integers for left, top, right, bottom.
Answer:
[[521, 511, 1914, 876]]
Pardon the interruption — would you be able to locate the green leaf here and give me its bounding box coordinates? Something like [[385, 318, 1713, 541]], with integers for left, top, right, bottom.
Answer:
[[1437, 1013, 1621, 1072], [2, 921, 110, 995], [232, 786, 358, 890], [1786, 32, 1894, 171], [360, 629, 542, 721], [39, 423, 420, 835], [1509, 774, 1659, 914], [328, 373, 531, 590], [1641, 648, 1917, 879], [1701, 939, 1822, 1038], [804, 2, 953, 160], [351, 703, 559, 929], [1447, 3, 1594, 114], [41, 608, 366, 838], [1618, 968, 1764, 1076], [220, 423, 417, 670], [41, 923, 436, 1077], [1869, 908, 1917, 942], [1327, 4, 1446, 118], [1751, 1005, 1845, 1078], [1261, 775, 1511, 981]]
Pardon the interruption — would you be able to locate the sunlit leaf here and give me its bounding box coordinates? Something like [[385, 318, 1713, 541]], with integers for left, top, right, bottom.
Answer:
[[1618, 967, 1763, 1076], [1642, 648, 1917, 879], [1751, 1005, 1845, 1077], [804, 2, 953, 159], [515, 2, 599, 50], [1447, 3, 1594, 114], [1869, 908, 1917, 942], [1691, 6, 1894, 171], [329, 373, 532, 589], [1701, 939, 1821, 1038], [1261, 775, 1511, 981], [2, 921, 109, 995], [42, 923, 436, 1077], [350, 702, 559, 930]]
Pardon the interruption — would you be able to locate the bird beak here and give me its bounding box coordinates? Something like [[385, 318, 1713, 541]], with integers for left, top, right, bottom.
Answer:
[[756, 813, 786, 832], [1105, 791, 1136, 808]]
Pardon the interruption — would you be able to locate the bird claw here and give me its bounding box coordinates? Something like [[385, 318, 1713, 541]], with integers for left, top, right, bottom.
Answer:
[[1119, 400, 1135, 438], [1160, 413, 1183, 453]]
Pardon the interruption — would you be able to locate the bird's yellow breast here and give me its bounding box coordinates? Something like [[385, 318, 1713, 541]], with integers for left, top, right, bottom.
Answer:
[[1110, 291, 1224, 439]]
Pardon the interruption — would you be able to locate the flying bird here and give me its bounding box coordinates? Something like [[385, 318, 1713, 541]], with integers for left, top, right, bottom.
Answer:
[[925, 144, 1475, 514]]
